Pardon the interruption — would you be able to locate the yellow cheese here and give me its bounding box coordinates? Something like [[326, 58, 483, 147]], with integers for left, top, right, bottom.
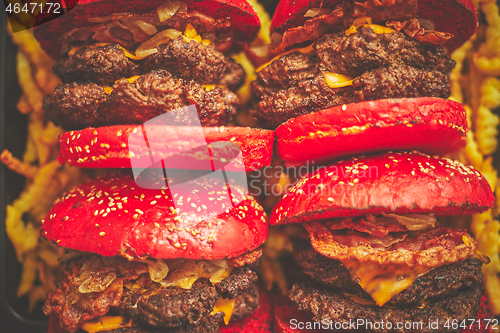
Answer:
[[211, 297, 237, 325], [81, 316, 132, 333], [256, 44, 314, 73], [323, 73, 354, 88], [68, 43, 111, 56], [345, 23, 395, 36], [202, 84, 222, 91], [341, 259, 431, 306], [103, 75, 140, 95]]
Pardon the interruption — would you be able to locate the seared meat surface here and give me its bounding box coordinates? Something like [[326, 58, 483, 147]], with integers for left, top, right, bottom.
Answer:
[[44, 255, 260, 333], [251, 26, 454, 128], [44, 70, 239, 130], [54, 37, 244, 89], [292, 237, 484, 307], [289, 281, 482, 333]]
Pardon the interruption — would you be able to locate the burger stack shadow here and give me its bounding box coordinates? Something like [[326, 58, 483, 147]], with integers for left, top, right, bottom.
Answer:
[[249, 0, 496, 332], [33, 0, 277, 332]]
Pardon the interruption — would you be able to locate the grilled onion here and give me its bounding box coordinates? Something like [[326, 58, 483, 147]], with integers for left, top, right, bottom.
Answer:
[[157, 1, 187, 22], [135, 29, 182, 58]]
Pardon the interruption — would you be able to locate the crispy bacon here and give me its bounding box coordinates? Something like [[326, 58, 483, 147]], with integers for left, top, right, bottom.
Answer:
[[269, 9, 344, 56], [387, 18, 453, 46], [228, 247, 263, 267], [61, 10, 231, 53], [324, 215, 407, 237], [269, 0, 419, 55], [43, 257, 132, 333], [346, 0, 418, 26], [305, 221, 478, 267]]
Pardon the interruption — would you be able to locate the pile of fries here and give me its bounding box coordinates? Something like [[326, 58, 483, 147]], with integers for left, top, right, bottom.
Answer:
[[2, 0, 500, 319], [449, 0, 500, 316], [2, 0, 86, 310]]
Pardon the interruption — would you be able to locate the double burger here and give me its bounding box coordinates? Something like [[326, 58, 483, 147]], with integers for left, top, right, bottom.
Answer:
[[41, 172, 271, 333], [246, 0, 494, 331], [250, 0, 476, 159], [271, 152, 494, 332], [33, 0, 276, 332]]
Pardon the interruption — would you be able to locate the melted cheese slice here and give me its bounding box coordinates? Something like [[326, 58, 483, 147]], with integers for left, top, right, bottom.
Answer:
[[81, 316, 132, 333], [103, 75, 141, 94], [323, 73, 354, 88], [345, 24, 396, 36], [341, 259, 432, 306], [202, 84, 224, 92], [256, 44, 314, 73], [212, 297, 237, 325]]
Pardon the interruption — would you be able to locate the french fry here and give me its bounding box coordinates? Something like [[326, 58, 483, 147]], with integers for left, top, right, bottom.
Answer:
[[23, 128, 38, 164], [16, 52, 44, 113], [475, 105, 499, 156], [28, 286, 47, 312], [17, 250, 38, 297], [0, 149, 38, 179], [5, 205, 38, 261], [17, 95, 33, 115]]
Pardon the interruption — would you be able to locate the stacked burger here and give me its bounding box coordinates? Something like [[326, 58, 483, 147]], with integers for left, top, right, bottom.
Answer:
[[33, 0, 276, 332], [248, 0, 496, 331]]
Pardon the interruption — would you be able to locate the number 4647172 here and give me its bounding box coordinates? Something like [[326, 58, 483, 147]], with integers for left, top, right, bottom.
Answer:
[[5, 2, 61, 14]]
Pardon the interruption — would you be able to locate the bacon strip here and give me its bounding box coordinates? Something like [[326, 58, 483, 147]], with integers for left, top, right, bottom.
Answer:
[[305, 221, 478, 267]]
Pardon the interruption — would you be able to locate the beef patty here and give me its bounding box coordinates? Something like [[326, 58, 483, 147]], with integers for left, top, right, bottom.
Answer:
[[54, 37, 244, 89], [251, 26, 454, 128], [77, 313, 224, 333], [44, 69, 239, 130], [292, 237, 484, 307], [289, 281, 482, 333], [44, 255, 259, 333], [252, 63, 450, 128]]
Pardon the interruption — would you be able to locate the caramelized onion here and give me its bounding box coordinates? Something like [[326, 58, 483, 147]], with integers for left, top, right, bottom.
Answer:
[[157, 1, 187, 22], [304, 7, 330, 18], [135, 29, 182, 58], [133, 20, 158, 35], [78, 272, 117, 293], [147, 259, 169, 282], [385, 213, 436, 231]]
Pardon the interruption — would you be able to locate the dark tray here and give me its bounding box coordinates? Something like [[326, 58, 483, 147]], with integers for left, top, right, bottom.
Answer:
[[0, 11, 48, 333]]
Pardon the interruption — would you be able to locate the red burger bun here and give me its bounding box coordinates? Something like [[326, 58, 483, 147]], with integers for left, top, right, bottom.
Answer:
[[270, 0, 476, 53], [271, 152, 495, 225], [41, 173, 268, 260], [34, 0, 261, 59], [276, 98, 467, 165], [59, 125, 274, 171]]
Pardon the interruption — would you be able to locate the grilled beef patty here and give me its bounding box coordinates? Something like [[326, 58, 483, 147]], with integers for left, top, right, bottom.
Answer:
[[44, 70, 239, 130], [251, 26, 454, 128], [44, 255, 259, 333], [292, 237, 484, 307], [289, 281, 482, 333], [54, 37, 244, 89]]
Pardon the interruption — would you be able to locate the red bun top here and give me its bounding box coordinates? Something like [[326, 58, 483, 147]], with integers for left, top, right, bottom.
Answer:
[[59, 125, 275, 171], [276, 98, 467, 164], [34, 0, 260, 58], [271, 152, 494, 225], [41, 172, 268, 259], [270, 0, 476, 52]]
